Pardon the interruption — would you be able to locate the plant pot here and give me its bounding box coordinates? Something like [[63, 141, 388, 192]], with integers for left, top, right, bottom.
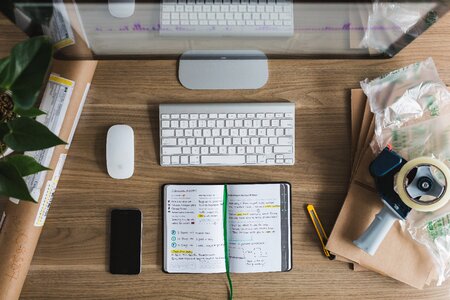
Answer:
[[1, 90, 16, 156]]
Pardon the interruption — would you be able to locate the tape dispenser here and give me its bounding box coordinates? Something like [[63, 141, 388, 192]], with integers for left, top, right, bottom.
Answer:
[[354, 147, 450, 255]]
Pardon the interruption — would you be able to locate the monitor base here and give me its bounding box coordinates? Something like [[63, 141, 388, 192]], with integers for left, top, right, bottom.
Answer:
[[178, 50, 268, 90]]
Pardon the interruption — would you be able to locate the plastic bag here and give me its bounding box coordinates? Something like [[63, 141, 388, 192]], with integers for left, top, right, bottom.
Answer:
[[360, 2, 438, 56], [361, 57, 450, 286], [407, 209, 450, 286], [361, 57, 450, 162]]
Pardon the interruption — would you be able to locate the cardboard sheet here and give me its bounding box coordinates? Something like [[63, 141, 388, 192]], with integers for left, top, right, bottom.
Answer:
[[327, 89, 439, 289], [0, 60, 97, 300]]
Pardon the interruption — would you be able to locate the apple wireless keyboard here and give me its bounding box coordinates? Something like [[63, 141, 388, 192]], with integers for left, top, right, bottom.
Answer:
[[159, 102, 295, 166], [160, 0, 294, 37]]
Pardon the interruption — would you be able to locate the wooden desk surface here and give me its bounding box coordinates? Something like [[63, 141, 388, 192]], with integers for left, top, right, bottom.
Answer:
[[2, 11, 450, 300]]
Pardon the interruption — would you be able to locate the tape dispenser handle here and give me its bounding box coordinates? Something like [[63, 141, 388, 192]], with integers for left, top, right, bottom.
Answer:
[[353, 204, 400, 256]]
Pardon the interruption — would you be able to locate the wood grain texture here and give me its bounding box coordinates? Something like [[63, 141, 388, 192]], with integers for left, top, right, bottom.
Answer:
[[1, 10, 450, 300]]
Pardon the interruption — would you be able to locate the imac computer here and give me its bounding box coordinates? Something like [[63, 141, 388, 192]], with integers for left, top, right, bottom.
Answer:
[[1, 0, 449, 90]]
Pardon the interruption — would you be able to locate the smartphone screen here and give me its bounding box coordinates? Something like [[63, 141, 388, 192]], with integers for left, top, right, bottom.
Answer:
[[110, 209, 142, 275]]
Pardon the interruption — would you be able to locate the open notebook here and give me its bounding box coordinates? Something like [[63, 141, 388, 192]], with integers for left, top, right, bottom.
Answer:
[[163, 183, 292, 273]]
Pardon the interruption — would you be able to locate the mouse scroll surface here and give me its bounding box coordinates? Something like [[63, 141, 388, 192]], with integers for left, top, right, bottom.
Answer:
[[107, 125, 134, 179]]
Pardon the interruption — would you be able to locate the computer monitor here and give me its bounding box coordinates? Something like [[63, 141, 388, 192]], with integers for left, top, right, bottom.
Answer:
[[2, 0, 449, 89]]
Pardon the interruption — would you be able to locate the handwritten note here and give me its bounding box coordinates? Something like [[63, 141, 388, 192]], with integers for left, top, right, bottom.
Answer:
[[164, 185, 226, 273], [227, 184, 283, 273]]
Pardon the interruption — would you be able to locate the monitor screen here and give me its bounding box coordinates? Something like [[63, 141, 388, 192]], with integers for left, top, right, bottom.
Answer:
[[1, 0, 449, 59]]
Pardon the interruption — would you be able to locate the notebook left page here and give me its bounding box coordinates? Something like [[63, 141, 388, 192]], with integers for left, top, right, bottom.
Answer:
[[164, 185, 226, 273]]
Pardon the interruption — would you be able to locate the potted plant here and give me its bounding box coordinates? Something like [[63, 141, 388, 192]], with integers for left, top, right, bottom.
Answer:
[[0, 36, 65, 202]]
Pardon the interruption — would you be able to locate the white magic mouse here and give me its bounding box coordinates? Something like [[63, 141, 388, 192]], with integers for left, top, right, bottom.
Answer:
[[107, 125, 134, 179], [108, 0, 135, 18]]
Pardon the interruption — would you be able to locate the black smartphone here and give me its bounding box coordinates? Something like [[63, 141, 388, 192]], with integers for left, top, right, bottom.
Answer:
[[109, 209, 142, 275]]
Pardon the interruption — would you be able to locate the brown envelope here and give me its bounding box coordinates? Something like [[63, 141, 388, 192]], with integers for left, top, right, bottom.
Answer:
[[0, 60, 97, 300], [327, 89, 438, 289]]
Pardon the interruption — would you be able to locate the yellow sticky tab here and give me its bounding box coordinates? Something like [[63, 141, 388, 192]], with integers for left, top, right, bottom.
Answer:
[[49, 74, 75, 87], [197, 214, 204, 218]]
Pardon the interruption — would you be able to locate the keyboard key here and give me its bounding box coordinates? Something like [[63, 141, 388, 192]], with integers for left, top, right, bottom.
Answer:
[[162, 138, 177, 146], [181, 156, 189, 164], [182, 147, 190, 154], [162, 147, 182, 155], [278, 137, 292, 145], [203, 129, 211, 137], [202, 155, 246, 165], [274, 146, 292, 153], [246, 155, 257, 164], [194, 129, 202, 137], [162, 156, 171, 164], [162, 129, 175, 137], [281, 119, 293, 127], [190, 156, 200, 164]]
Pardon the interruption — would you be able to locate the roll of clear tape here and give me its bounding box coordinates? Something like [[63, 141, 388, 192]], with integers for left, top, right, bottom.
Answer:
[[396, 157, 450, 212]]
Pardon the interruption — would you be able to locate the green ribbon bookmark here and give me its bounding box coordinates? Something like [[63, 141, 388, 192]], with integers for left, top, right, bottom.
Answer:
[[223, 184, 233, 300]]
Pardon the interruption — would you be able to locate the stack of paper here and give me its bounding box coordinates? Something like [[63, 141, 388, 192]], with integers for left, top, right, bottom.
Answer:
[[326, 89, 439, 289]]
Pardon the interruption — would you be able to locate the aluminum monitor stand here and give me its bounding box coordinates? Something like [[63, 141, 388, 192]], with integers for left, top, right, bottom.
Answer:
[[178, 50, 268, 90]]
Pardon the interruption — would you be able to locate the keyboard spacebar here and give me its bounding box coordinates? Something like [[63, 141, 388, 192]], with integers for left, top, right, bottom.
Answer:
[[201, 156, 246, 165]]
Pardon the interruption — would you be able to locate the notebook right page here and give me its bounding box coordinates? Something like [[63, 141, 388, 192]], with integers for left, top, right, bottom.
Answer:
[[227, 183, 291, 273]]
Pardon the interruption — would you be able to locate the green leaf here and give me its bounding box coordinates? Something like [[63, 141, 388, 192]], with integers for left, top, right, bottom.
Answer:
[[0, 123, 8, 140], [13, 106, 46, 117], [5, 36, 53, 109], [5, 155, 50, 177], [3, 117, 66, 152], [0, 161, 35, 202]]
